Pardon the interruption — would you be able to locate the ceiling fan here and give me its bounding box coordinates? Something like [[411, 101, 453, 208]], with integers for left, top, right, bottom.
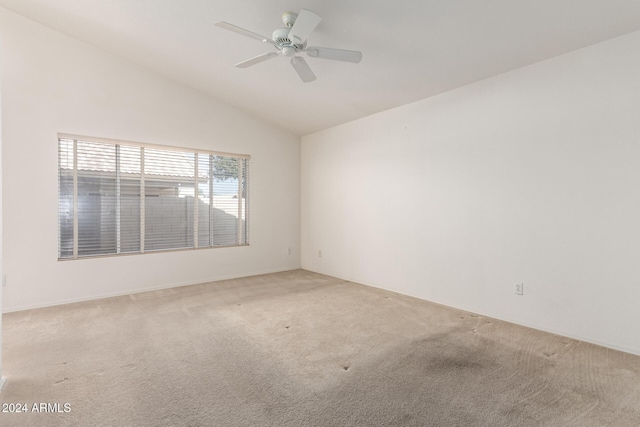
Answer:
[[215, 9, 363, 83]]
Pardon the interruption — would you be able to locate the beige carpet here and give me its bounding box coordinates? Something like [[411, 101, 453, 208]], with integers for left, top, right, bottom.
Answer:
[[1, 269, 640, 426]]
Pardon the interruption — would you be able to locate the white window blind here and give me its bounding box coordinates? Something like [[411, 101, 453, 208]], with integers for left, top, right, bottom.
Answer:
[[58, 135, 250, 260]]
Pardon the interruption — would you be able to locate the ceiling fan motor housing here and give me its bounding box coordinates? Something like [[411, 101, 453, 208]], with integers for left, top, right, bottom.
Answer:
[[272, 27, 304, 54]]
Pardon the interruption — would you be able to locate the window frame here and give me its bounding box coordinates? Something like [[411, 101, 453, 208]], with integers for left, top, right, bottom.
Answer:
[[57, 133, 250, 260]]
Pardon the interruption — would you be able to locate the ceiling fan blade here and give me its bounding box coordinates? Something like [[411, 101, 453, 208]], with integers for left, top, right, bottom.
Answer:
[[215, 21, 276, 45], [288, 9, 321, 45], [290, 56, 316, 82], [235, 52, 279, 68], [306, 46, 363, 63]]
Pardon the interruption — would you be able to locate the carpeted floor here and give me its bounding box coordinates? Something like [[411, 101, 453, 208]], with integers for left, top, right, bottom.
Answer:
[[1, 269, 640, 426]]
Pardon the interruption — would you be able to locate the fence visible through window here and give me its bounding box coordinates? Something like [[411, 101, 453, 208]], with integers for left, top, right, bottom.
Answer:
[[58, 135, 250, 259]]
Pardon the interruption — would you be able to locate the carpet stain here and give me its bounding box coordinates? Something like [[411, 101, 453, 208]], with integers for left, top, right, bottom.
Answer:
[[3, 270, 640, 427]]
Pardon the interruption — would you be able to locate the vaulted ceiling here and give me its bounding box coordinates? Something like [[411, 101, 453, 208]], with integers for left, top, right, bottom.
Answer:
[[2, 0, 640, 135]]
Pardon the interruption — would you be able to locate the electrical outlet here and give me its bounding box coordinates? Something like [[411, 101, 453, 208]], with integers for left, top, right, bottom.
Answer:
[[515, 283, 524, 295], [318, 250, 322, 258]]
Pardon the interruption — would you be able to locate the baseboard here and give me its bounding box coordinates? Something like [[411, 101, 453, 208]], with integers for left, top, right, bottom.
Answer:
[[2, 267, 301, 314], [428, 297, 640, 357], [300, 267, 640, 357]]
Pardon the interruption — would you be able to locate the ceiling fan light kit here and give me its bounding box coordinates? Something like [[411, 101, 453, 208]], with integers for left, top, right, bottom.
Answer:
[[216, 9, 363, 82]]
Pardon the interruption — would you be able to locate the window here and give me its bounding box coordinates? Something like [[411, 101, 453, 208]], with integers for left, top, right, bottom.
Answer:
[[58, 135, 250, 259]]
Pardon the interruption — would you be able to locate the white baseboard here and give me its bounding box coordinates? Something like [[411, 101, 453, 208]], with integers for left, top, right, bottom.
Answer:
[[2, 267, 301, 314], [301, 267, 640, 357]]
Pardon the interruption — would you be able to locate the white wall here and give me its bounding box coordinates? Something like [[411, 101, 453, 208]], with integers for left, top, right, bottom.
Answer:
[[302, 30, 640, 355], [0, 8, 300, 312]]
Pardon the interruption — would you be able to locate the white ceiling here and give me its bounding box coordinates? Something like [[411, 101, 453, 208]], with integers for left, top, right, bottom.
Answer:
[[2, 0, 640, 136]]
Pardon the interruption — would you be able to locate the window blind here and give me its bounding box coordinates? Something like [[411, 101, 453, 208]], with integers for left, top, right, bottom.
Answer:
[[58, 136, 250, 260]]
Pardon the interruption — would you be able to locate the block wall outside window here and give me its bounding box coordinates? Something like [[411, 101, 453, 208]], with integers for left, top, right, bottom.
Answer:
[[58, 135, 250, 260]]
